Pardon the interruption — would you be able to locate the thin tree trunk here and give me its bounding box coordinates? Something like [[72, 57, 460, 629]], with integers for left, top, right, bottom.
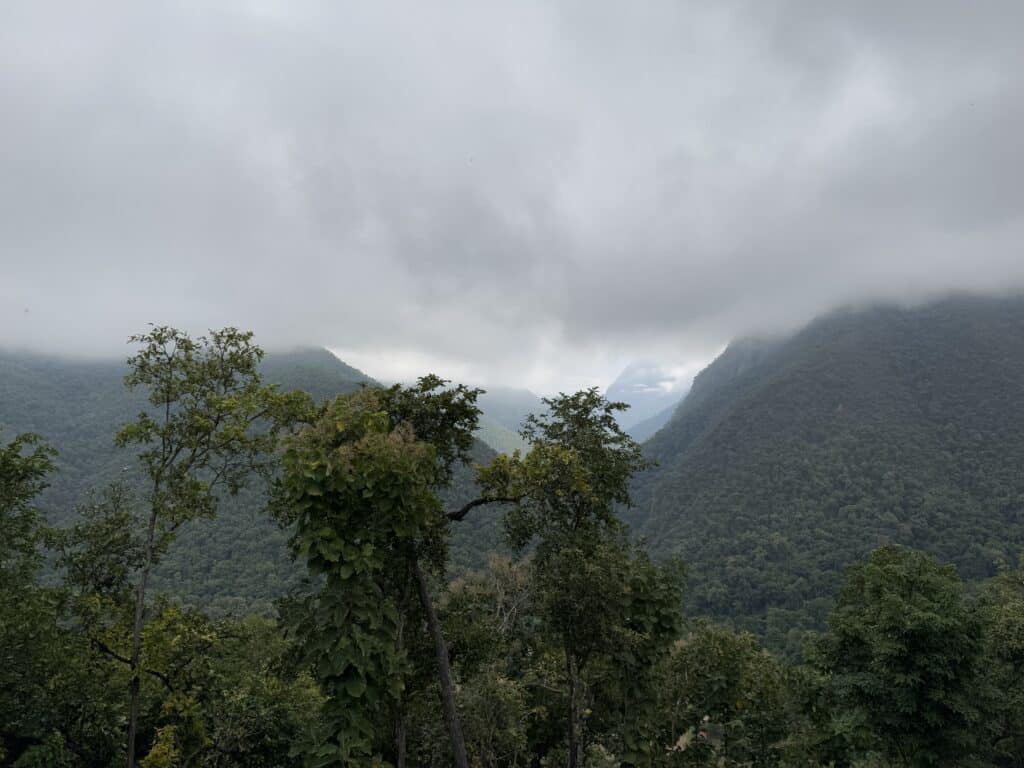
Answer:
[[395, 715, 407, 768], [126, 508, 158, 768], [412, 557, 469, 768], [566, 653, 579, 768], [395, 574, 410, 768]]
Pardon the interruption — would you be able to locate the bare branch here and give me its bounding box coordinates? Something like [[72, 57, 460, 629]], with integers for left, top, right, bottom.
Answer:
[[446, 495, 522, 522], [89, 636, 174, 691]]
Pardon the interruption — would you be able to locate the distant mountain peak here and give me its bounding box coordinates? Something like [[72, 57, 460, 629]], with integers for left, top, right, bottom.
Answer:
[[606, 361, 691, 432]]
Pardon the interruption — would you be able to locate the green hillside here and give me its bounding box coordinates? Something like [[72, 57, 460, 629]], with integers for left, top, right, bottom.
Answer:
[[0, 346, 501, 614], [474, 414, 529, 454], [628, 294, 1024, 655], [10, 299, 1024, 653], [0, 346, 374, 521], [627, 400, 681, 442], [475, 386, 542, 431]]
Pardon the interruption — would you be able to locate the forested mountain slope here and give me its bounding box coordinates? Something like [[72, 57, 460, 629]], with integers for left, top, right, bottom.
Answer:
[[0, 346, 500, 614], [476, 386, 543, 431], [0, 346, 373, 522], [475, 414, 529, 454], [628, 294, 1024, 654], [626, 400, 683, 442]]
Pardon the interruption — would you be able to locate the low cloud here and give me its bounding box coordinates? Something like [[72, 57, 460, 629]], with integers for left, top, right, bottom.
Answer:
[[3, 1, 1022, 392]]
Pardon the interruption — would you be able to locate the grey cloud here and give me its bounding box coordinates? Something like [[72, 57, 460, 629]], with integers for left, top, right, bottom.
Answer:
[[2, 1, 1022, 392]]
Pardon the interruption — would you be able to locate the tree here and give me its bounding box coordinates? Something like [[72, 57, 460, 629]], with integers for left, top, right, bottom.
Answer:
[[0, 431, 55, 584], [977, 560, 1024, 766], [651, 621, 790, 767], [377, 375, 495, 768], [483, 389, 654, 768], [281, 388, 439, 766], [442, 556, 535, 768], [123, 604, 322, 768], [0, 431, 59, 761], [280, 376, 502, 767], [116, 326, 308, 767], [811, 545, 985, 767], [440, 543, 684, 766], [1, 434, 126, 766]]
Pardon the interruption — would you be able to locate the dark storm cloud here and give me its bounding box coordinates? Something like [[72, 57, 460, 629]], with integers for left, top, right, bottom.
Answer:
[[2, 0, 1022, 392]]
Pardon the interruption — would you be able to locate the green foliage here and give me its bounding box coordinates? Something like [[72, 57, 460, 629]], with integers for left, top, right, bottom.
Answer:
[[443, 556, 536, 679], [630, 295, 1024, 655], [496, 390, 664, 768], [0, 431, 56, 580], [279, 380, 485, 766], [976, 561, 1024, 767], [136, 606, 321, 768], [511, 388, 651, 539], [139, 726, 180, 768], [439, 540, 1024, 768], [649, 621, 790, 766], [11, 311, 1024, 766], [0, 345, 374, 614], [810, 546, 985, 766], [117, 325, 312, 533], [0, 432, 125, 766], [49, 482, 144, 598], [376, 373, 483, 490], [458, 665, 531, 768], [106, 325, 318, 765], [280, 392, 425, 764], [0, 344, 502, 614], [10, 733, 75, 768]]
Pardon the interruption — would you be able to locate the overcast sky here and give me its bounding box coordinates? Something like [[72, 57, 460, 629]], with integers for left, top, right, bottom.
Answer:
[[2, 1, 1022, 393]]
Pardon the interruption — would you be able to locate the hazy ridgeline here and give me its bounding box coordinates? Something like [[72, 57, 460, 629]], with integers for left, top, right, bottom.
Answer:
[[2, 295, 1024, 766]]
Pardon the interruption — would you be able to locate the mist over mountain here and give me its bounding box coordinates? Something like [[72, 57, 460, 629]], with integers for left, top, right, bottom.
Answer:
[[6, 294, 1024, 760], [625, 401, 681, 443], [10, 291, 1022, 643], [6, 1, 1024, 762], [6, 1, 1024, 394], [606, 361, 692, 435], [475, 387, 544, 433], [626, 293, 1024, 655]]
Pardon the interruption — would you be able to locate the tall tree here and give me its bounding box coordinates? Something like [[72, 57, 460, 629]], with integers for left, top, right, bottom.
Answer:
[[116, 326, 307, 767], [650, 620, 790, 767], [378, 375, 500, 768], [2, 432, 128, 766], [0, 431, 58, 760], [977, 560, 1024, 766], [280, 377, 497, 767], [811, 545, 985, 767], [484, 389, 652, 768], [0, 431, 55, 584]]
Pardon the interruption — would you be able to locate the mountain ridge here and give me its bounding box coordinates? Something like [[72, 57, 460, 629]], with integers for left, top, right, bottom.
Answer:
[[627, 294, 1024, 654], [0, 345, 501, 614]]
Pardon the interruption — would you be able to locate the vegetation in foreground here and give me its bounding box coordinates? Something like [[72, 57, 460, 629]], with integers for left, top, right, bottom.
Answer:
[[2, 325, 1023, 767]]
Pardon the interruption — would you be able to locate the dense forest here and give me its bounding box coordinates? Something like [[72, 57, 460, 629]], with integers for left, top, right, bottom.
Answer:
[[0, 346, 508, 614], [629, 295, 1024, 656], [2, 297, 1024, 766]]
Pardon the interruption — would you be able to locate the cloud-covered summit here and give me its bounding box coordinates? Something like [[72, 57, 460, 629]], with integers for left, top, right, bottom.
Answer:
[[3, 1, 1022, 393]]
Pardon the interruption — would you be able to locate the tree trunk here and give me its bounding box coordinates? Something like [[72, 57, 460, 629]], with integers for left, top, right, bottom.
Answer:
[[394, 575, 410, 768], [566, 653, 580, 768], [412, 557, 469, 768], [395, 715, 407, 768], [126, 508, 158, 768]]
